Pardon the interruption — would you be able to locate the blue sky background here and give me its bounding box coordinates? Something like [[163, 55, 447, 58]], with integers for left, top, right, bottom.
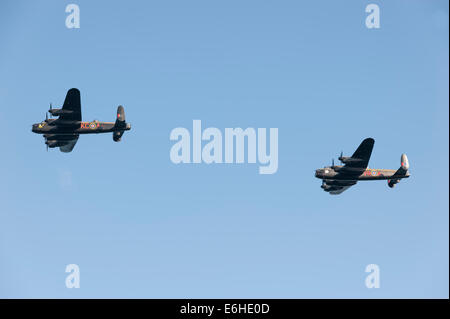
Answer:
[[0, 0, 448, 298]]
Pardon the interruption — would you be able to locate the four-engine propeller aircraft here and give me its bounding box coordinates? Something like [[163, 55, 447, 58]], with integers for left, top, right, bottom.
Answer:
[[315, 138, 410, 195], [32, 88, 131, 152]]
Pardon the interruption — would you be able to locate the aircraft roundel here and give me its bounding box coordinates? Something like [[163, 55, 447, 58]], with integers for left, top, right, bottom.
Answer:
[[89, 122, 97, 129]]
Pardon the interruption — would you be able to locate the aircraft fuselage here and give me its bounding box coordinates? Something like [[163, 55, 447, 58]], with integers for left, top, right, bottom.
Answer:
[[32, 120, 131, 135], [315, 166, 410, 181]]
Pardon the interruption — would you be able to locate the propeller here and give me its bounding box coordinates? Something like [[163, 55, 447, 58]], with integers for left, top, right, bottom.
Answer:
[[45, 112, 48, 122], [332, 158, 335, 166], [49, 103, 53, 117], [338, 151, 342, 163]]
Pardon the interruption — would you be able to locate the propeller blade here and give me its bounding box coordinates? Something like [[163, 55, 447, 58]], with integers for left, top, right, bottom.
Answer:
[[332, 158, 335, 166], [49, 103, 52, 117], [340, 151, 343, 158], [45, 112, 48, 121]]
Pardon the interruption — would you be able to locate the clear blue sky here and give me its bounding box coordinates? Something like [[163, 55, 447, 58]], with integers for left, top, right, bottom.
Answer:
[[0, 0, 448, 298]]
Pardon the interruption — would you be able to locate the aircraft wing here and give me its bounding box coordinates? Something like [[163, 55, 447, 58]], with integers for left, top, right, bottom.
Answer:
[[60, 88, 82, 122], [44, 134, 79, 153], [328, 185, 353, 195], [323, 180, 357, 195], [341, 138, 375, 174], [59, 136, 79, 153]]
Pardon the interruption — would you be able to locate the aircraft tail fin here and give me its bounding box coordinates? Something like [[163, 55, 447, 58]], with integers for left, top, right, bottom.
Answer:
[[113, 105, 131, 142], [397, 153, 409, 174], [388, 154, 410, 188], [115, 105, 126, 126]]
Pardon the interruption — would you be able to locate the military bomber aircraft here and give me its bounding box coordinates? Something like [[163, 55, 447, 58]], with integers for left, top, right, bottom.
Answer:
[[315, 138, 410, 194], [32, 88, 131, 152]]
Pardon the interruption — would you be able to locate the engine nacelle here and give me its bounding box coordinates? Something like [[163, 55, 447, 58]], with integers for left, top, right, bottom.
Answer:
[[321, 184, 330, 190], [48, 108, 61, 115], [338, 156, 351, 163], [48, 108, 73, 116], [45, 140, 66, 148]]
